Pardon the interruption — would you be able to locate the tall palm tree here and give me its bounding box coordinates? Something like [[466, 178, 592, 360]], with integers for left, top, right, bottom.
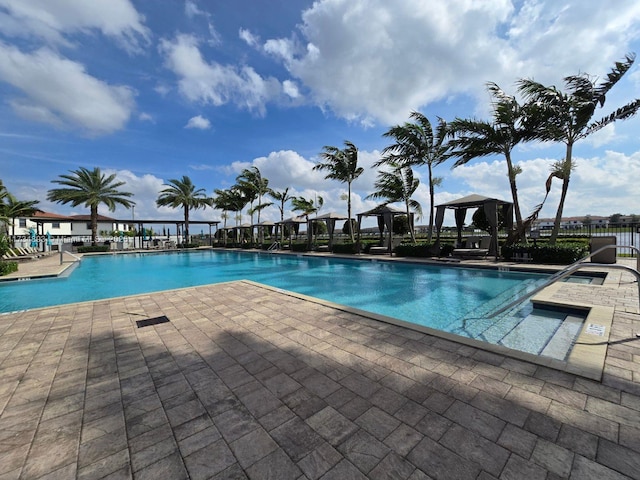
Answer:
[[367, 164, 422, 244], [48, 167, 135, 246], [518, 54, 640, 244], [448, 83, 529, 239], [378, 112, 448, 242], [269, 187, 293, 244], [292, 195, 323, 247], [236, 167, 271, 224], [314, 141, 364, 241], [156, 176, 212, 244], [3, 194, 40, 245]]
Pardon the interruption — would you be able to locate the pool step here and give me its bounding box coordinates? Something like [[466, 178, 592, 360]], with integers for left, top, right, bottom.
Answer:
[[540, 314, 584, 361]]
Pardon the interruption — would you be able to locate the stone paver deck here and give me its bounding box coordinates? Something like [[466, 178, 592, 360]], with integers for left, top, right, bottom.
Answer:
[[0, 254, 639, 479]]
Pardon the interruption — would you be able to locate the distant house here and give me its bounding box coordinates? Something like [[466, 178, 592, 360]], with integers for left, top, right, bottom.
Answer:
[[533, 216, 609, 230], [8, 211, 133, 240]]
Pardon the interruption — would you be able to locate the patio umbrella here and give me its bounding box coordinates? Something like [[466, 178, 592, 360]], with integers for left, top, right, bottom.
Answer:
[[29, 228, 37, 247], [46, 231, 52, 246]]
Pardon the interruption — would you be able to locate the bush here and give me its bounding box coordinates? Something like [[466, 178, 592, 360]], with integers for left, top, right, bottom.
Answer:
[[77, 245, 110, 253], [177, 243, 199, 249], [0, 261, 18, 276], [502, 242, 589, 264], [440, 243, 455, 257], [395, 242, 438, 258], [332, 243, 356, 254], [290, 242, 308, 252]]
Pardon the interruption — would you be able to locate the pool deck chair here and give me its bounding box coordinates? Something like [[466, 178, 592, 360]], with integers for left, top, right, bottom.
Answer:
[[452, 236, 490, 259]]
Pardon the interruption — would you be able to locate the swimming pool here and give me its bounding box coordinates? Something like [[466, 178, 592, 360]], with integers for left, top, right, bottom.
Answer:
[[0, 250, 581, 359]]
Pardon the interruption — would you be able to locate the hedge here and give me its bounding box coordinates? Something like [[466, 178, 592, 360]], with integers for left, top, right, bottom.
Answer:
[[395, 242, 437, 258], [77, 245, 110, 253], [0, 261, 18, 276], [332, 243, 357, 254], [290, 243, 309, 252], [502, 242, 589, 264]]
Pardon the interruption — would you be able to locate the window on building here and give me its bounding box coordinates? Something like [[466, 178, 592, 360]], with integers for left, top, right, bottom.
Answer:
[[52, 222, 60, 229], [19, 218, 27, 228], [86, 223, 92, 230]]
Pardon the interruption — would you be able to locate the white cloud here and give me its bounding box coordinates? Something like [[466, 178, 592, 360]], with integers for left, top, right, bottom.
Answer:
[[282, 80, 300, 99], [0, 43, 135, 135], [159, 33, 282, 115], [585, 123, 617, 148], [261, 0, 640, 125], [139, 112, 154, 122], [0, 0, 150, 53], [185, 115, 211, 129], [239, 28, 260, 48]]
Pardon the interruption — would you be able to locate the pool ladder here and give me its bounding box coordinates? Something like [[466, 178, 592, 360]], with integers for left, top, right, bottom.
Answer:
[[485, 244, 640, 319], [267, 242, 280, 253]]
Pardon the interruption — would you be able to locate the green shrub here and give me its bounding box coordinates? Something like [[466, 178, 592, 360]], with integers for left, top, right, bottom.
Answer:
[[0, 261, 18, 276], [177, 243, 199, 249], [290, 242, 308, 252], [332, 243, 356, 254], [502, 242, 589, 264], [440, 243, 455, 257], [395, 242, 438, 257], [77, 245, 110, 253]]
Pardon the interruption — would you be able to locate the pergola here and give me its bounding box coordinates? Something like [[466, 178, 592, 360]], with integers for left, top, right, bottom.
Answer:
[[275, 215, 306, 248], [435, 194, 513, 260], [356, 204, 412, 255], [312, 212, 347, 250], [252, 221, 275, 245]]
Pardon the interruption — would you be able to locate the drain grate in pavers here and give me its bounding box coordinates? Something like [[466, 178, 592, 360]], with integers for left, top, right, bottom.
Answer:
[[136, 315, 170, 328]]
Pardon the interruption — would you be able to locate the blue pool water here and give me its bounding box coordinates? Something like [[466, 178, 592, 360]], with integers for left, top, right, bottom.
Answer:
[[0, 251, 581, 359]]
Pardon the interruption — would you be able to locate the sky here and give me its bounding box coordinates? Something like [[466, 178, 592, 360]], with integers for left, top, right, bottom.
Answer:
[[1, 0, 640, 228]]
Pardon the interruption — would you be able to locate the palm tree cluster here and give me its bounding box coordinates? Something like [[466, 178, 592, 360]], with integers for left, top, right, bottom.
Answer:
[[2, 54, 638, 250], [0, 180, 40, 249]]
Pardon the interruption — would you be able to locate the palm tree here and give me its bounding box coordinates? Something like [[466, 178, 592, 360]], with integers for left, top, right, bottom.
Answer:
[[518, 54, 640, 244], [269, 187, 293, 244], [3, 194, 40, 245], [156, 176, 212, 244], [292, 195, 324, 247], [48, 167, 135, 246], [448, 83, 529, 239], [378, 112, 448, 242], [367, 163, 422, 244], [236, 167, 272, 224], [314, 141, 364, 241]]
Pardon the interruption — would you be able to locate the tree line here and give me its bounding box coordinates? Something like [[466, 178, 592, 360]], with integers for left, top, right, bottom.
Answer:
[[2, 54, 639, 248]]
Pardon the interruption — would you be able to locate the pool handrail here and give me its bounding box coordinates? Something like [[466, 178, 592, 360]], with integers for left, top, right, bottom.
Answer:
[[60, 250, 82, 264], [486, 244, 640, 318]]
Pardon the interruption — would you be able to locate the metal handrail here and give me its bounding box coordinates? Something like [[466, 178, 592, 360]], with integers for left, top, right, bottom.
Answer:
[[487, 244, 640, 318], [267, 242, 280, 252], [59, 250, 82, 264]]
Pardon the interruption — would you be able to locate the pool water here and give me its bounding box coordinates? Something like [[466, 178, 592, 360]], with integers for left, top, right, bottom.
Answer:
[[0, 250, 583, 360]]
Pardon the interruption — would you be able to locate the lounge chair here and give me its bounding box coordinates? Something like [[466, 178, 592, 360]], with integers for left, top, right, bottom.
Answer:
[[452, 236, 490, 259]]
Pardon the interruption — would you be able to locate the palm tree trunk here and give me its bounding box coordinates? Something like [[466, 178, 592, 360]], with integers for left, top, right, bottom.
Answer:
[[91, 204, 98, 246], [347, 181, 354, 242], [184, 205, 190, 244], [549, 144, 573, 245], [505, 151, 523, 236], [427, 164, 434, 244], [406, 200, 416, 244]]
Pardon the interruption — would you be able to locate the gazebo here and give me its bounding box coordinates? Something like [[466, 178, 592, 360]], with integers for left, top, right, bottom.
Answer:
[[313, 212, 347, 250], [356, 204, 413, 255], [252, 220, 275, 245], [435, 194, 513, 260], [275, 215, 307, 248]]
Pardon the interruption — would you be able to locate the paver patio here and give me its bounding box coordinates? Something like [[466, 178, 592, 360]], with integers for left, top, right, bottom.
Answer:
[[0, 256, 639, 479]]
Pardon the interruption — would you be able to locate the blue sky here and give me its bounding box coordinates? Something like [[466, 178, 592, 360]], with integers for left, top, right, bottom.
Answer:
[[1, 0, 640, 227]]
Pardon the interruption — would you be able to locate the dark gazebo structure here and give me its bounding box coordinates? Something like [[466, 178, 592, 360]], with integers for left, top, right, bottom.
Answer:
[[356, 204, 413, 255], [313, 212, 347, 250], [435, 194, 513, 260]]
